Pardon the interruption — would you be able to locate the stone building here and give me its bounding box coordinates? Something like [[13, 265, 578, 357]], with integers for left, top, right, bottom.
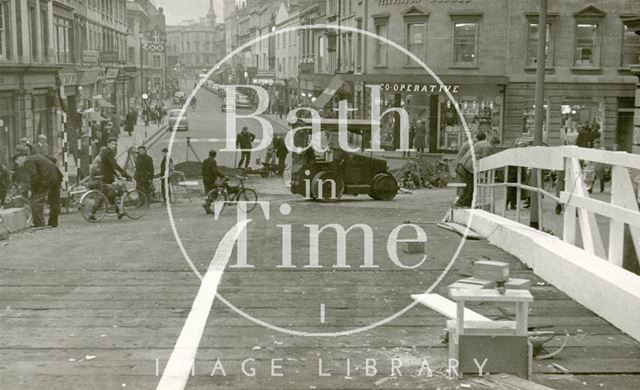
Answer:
[[126, 0, 167, 102], [0, 0, 129, 166], [165, 0, 224, 82]]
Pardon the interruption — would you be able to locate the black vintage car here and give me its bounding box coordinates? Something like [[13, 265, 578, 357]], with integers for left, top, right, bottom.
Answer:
[[290, 118, 399, 202]]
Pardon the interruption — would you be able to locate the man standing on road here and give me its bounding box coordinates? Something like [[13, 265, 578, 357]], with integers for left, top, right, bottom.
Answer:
[[134, 146, 154, 200], [13, 151, 63, 228], [202, 150, 227, 214], [455, 136, 501, 208], [274, 135, 288, 176], [157, 148, 174, 203], [236, 126, 255, 170]]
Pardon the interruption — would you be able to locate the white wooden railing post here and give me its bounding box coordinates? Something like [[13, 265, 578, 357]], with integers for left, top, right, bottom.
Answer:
[[536, 169, 543, 231], [516, 168, 522, 223], [502, 166, 508, 217], [563, 157, 577, 245]]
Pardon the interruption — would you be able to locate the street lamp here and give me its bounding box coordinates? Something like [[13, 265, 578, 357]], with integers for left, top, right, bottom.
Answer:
[[139, 32, 145, 99]]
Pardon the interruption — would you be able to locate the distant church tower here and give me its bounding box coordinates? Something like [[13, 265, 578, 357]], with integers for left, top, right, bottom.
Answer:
[[206, 0, 216, 26]]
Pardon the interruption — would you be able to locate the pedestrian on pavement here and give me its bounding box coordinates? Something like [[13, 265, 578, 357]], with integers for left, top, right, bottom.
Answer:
[[125, 110, 135, 136], [191, 96, 197, 111], [414, 120, 426, 153], [455, 132, 486, 199], [202, 150, 227, 214], [0, 162, 8, 208], [78, 135, 92, 180], [274, 135, 288, 176], [134, 146, 154, 200], [157, 148, 174, 203], [20, 137, 34, 155], [236, 126, 256, 170], [33, 135, 49, 156], [13, 151, 63, 228], [455, 136, 501, 208]]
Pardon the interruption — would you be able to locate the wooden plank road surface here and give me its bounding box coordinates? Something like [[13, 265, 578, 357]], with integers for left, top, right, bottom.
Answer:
[[1, 189, 639, 389]]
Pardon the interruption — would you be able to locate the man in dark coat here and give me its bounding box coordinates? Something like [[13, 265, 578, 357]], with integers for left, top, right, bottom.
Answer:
[[202, 150, 226, 214], [157, 148, 173, 203], [455, 136, 501, 208], [236, 126, 256, 169], [101, 138, 130, 185], [274, 135, 288, 175], [134, 146, 154, 199], [13, 152, 63, 227]]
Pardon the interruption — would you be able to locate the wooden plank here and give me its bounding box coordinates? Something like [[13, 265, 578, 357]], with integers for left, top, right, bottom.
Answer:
[[559, 192, 640, 229], [410, 293, 491, 321], [562, 146, 640, 170], [450, 289, 534, 303]]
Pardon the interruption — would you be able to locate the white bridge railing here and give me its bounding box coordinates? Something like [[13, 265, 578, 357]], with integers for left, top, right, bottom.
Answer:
[[476, 146, 640, 269]]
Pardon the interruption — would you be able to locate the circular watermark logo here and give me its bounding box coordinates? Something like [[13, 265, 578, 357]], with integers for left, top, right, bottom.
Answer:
[[164, 24, 479, 337]]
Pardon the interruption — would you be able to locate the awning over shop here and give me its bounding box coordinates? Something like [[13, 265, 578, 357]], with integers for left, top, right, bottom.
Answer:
[[83, 109, 105, 122], [96, 98, 115, 109], [312, 74, 343, 110]]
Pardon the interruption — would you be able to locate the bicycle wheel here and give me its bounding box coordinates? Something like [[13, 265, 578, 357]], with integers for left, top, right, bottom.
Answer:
[[78, 190, 109, 222], [205, 189, 228, 216], [236, 188, 258, 213], [121, 189, 149, 220]]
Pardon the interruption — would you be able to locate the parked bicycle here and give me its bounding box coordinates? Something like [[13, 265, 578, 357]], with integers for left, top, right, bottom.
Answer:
[[2, 171, 33, 224], [77, 177, 149, 222], [204, 175, 258, 216]]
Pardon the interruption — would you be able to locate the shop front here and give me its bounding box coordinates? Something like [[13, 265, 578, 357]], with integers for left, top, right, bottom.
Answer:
[[359, 75, 507, 152], [0, 67, 60, 164], [504, 82, 635, 149]]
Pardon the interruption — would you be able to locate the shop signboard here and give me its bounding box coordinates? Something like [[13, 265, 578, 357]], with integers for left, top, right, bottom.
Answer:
[[100, 51, 120, 63], [82, 51, 99, 64], [377, 82, 459, 94], [59, 73, 77, 87]]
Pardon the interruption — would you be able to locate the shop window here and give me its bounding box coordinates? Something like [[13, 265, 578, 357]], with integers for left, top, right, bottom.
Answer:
[[622, 22, 640, 65], [374, 19, 388, 66], [526, 22, 554, 66], [574, 23, 600, 67], [453, 22, 478, 66], [406, 21, 427, 64], [438, 95, 502, 151], [560, 100, 603, 146]]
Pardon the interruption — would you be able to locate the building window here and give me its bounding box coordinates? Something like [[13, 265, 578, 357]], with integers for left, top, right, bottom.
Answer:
[[317, 36, 324, 72], [406, 21, 426, 64], [55, 17, 72, 64], [527, 22, 553, 66], [622, 22, 640, 65], [453, 22, 478, 65], [0, 3, 7, 59], [128, 47, 134, 63], [374, 19, 388, 66], [153, 54, 161, 68], [574, 23, 599, 67]]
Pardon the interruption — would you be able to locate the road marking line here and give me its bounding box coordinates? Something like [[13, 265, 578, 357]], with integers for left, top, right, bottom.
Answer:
[[320, 304, 325, 324], [156, 220, 250, 390]]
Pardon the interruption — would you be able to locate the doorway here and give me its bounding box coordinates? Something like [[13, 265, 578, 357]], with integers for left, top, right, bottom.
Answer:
[[616, 111, 634, 153]]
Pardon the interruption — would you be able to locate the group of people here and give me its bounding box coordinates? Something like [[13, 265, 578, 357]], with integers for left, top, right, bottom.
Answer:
[[235, 126, 288, 174]]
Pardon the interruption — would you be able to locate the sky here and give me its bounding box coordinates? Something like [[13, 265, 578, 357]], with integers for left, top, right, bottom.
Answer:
[[153, 0, 224, 25]]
